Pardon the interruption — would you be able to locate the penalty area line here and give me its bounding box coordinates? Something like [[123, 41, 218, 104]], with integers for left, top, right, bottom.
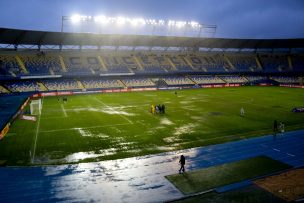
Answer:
[[91, 96, 134, 124], [61, 104, 68, 117]]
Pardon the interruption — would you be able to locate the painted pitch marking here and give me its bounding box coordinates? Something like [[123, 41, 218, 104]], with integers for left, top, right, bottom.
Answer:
[[31, 97, 44, 163], [41, 116, 68, 119], [61, 104, 67, 117], [91, 96, 133, 124], [273, 148, 280, 152], [287, 153, 295, 157]]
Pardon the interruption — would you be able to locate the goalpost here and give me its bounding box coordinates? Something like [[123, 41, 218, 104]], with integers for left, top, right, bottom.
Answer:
[[30, 99, 42, 115]]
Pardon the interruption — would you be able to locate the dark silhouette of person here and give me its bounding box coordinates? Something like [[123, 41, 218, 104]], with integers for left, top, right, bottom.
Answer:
[[273, 120, 278, 135], [179, 155, 185, 173]]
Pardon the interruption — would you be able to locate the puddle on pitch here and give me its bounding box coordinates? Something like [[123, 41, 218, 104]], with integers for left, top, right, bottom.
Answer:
[[160, 118, 174, 125], [180, 100, 192, 104], [173, 123, 198, 136], [75, 128, 109, 138], [72, 107, 136, 116], [163, 136, 181, 143], [65, 149, 118, 162], [101, 109, 136, 116]]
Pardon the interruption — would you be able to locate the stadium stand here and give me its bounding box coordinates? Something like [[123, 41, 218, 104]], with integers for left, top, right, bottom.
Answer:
[[20, 53, 61, 75], [167, 54, 193, 72], [136, 53, 170, 73], [122, 78, 155, 87], [162, 76, 194, 86], [226, 54, 260, 72], [220, 75, 247, 83], [81, 78, 124, 89], [291, 55, 304, 72], [0, 54, 22, 77], [270, 76, 300, 84], [190, 75, 225, 84], [245, 76, 267, 82], [0, 28, 303, 94], [259, 54, 290, 72], [43, 79, 80, 91], [0, 51, 303, 78], [62, 52, 96, 75], [4, 80, 41, 92], [199, 53, 229, 73], [0, 85, 9, 93], [101, 53, 134, 74]]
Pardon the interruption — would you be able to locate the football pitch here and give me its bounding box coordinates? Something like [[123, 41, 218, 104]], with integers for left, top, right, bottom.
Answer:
[[0, 86, 304, 166]]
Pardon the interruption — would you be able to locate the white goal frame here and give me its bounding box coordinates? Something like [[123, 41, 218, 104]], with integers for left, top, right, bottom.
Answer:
[[30, 99, 42, 115]]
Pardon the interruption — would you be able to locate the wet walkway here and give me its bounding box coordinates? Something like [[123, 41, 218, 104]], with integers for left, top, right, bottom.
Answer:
[[0, 130, 304, 202]]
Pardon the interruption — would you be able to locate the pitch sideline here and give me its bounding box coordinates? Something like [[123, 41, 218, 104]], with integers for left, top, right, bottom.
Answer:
[[31, 97, 44, 163]]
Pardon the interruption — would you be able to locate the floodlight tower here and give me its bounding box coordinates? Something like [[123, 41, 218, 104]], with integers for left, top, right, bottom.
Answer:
[[61, 15, 217, 38]]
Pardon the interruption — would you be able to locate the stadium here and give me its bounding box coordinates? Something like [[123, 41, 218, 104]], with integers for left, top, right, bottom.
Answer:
[[0, 1, 304, 202]]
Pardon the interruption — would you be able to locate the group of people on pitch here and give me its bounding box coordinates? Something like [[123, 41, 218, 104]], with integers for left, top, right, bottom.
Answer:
[[150, 104, 166, 114]]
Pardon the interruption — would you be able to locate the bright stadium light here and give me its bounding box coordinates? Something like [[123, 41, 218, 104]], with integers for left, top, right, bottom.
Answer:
[[189, 21, 200, 28], [158, 20, 165, 26], [94, 15, 109, 24], [117, 17, 126, 25], [71, 14, 81, 23], [176, 21, 187, 28], [129, 18, 143, 26], [168, 20, 176, 26], [61, 14, 216, 37]]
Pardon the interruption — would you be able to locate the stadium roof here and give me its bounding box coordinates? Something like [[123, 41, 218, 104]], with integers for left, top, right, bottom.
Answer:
[[0, 27, 304, 49]]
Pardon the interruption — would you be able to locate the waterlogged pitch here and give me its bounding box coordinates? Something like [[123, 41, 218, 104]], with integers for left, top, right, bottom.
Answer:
[[1, 86, 304, 166]]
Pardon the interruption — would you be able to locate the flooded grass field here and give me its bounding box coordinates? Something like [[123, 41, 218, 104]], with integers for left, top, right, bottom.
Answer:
[[1, 86, 304, 166]]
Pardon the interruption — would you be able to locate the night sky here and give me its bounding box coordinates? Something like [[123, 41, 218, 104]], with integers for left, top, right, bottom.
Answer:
[[0, 0, 303, 39]]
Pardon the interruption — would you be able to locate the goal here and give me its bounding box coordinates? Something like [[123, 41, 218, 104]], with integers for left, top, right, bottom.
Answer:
[[30, 99, 42, 115]]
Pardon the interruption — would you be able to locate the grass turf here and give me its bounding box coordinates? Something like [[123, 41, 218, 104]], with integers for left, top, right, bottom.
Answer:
[[0, 86, 303, 166], [170, 185, 286, 203], [165, 156, 290, 195]]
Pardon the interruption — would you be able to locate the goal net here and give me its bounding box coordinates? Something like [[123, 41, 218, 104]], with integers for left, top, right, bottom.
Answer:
[[30, 99, 42, 115]]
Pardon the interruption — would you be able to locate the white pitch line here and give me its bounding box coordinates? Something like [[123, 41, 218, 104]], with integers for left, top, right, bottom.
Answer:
[[41, 116, 67, 119], [31, 97, 44, 163], [39, 123, 131, 133], [91, 96, 133, 124], [273, 148, 280, 152], [61, 104, 67, 117], [287, 153, 295, 157]]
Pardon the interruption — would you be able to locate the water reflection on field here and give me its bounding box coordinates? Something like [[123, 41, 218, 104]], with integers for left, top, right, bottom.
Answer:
[[0, 130, 303, 202]]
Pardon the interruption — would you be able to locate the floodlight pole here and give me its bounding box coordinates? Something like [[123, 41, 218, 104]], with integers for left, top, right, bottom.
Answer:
[[61, 16, 70, 32]]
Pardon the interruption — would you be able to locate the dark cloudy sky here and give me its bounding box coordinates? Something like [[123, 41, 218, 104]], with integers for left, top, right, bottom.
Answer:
[[0, 0, 303, 39]]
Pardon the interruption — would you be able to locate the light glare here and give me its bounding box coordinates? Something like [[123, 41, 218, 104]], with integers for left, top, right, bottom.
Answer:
[[71, 14, 81, 23], [69, 15, 202, 28]]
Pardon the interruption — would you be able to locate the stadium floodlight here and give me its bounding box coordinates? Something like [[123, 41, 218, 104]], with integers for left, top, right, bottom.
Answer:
[[71, 14, 81, 23], [189, 21, 200, 28], [117, 17, 126, 25], [158, 20, 165, 26], [168, 20, 176, 26], [61, 14, 216, 37], [176, 21, 187, 28], [94, 15, 109, 24], [128, 18, 144, 26]]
